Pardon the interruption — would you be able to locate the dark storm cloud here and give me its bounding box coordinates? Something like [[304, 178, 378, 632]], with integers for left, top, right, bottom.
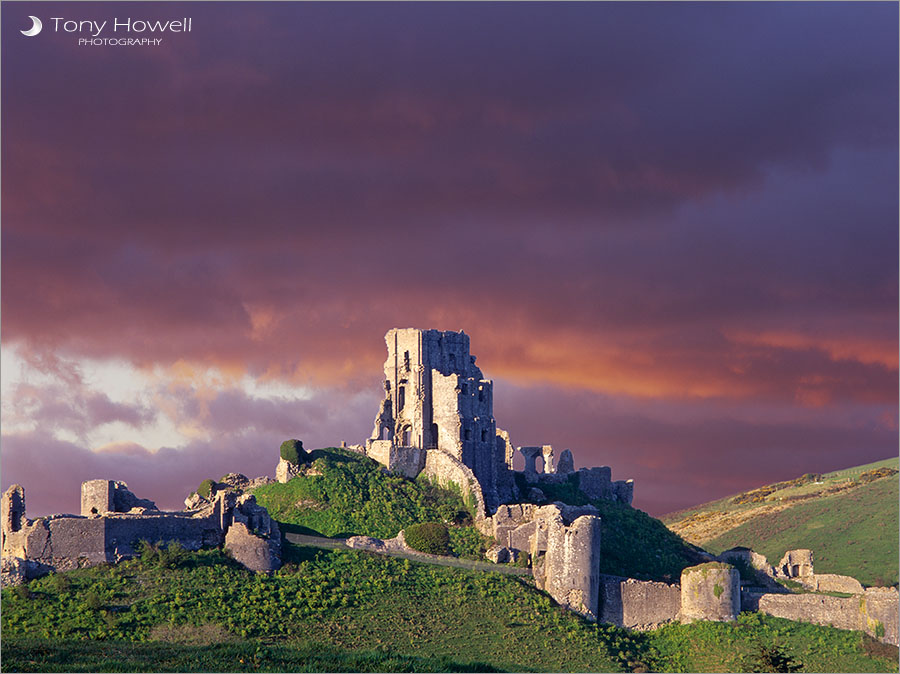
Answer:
[[1, 2, 896, 515]]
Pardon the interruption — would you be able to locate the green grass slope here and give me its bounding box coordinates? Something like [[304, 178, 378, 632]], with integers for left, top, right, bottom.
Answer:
[[2, 544, 896, 673], [663, 457, 899, 587], [252, 448, 473, 539], [704, 476, 898, 586]]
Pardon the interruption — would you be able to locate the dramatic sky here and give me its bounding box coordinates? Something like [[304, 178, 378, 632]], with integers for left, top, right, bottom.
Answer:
[[2, 2, 897, 517]]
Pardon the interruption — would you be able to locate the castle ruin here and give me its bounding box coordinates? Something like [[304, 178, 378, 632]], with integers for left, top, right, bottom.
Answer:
[[364, 328, 633, 517], [1, 478, 281, 586]]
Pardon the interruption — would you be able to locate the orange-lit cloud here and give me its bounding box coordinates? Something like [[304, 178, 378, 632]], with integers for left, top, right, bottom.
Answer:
[[2, 1, 897, 516]]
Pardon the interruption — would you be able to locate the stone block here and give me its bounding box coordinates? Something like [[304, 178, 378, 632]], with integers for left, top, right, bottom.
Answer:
[[556, 449, 575, 474], [599, 574, 682, 630], [485, 545, 510, 564], [508, 521, 536, 552], [81, 480, 115, 517], [275, 458, 302, 484], [577, 466, 612, 500], [613, 480, 634, 505], [809, 573, 864, 595], [225, 522, 278, 573], [2, 485, 26, 537]]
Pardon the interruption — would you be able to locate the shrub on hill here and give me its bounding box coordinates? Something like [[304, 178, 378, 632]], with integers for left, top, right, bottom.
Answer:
[[197, 479, 216, 500], [280, 439, 305, 465], [404, 522, 450, 555]]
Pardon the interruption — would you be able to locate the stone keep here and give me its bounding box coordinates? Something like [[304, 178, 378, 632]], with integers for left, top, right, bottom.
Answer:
[[366, 328, 515, 509]]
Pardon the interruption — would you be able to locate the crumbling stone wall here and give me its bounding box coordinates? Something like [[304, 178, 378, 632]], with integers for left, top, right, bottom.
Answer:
[[365, 441, 425, 479], [776, 549, 814, 578], [1, 484, 26, 550], [421, 449, 486, 520], [481, 501, 602, 620], [556, 449, 575, 474], [751, 588, 899, 646], [494, 429, 518, 503], [807, 573, 864, 594], [1, 482, 280, 580], [275, 458, 303, 483], [81, 480, 158, 516], [680, 563, 741, 622], [599, 575, 681, 630]]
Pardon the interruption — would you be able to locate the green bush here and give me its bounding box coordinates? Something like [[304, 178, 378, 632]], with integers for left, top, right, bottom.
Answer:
[[280, 439, 305, 465], [448, 526, 489, 560], [138, 541, 190, 569], [47, 573, 71, 593], [404, 522, 450, 556], [197, 479, 216, 500], [84, 590, 103, 611]]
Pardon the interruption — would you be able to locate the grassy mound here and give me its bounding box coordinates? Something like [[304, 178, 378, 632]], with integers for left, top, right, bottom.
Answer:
[[2, 545, 896, 673], [251, 448, 472, 539]]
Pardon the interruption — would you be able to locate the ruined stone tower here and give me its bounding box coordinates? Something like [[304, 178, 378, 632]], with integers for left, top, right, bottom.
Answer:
[[366, 328, 515, 511]]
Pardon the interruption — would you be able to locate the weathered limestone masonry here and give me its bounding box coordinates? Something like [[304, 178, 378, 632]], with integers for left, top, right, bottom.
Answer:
[[364, 329, 634, 515], [679, 563, 741, 623], [480, 502, 602, 620], [520, 451, 634, 505], [746, 588, 899, 646], [540, 510, 603, 620], [365, 328, 515, 511], [81, 479, 158, 516], [722, 547, 899, 645], [599, 575, 681, 630], [594, 553, 898, 646], [1, 480, 281, 586]]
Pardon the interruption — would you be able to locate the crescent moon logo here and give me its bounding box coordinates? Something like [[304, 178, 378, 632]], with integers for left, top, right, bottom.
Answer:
[[21, 16, 42, 37]]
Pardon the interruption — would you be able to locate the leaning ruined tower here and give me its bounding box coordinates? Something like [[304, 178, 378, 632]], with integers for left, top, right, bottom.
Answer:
[[366, 328, 516, 511]]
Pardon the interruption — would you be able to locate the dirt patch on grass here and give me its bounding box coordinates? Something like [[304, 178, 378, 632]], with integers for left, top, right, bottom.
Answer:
[[149, 623, 236, 645]]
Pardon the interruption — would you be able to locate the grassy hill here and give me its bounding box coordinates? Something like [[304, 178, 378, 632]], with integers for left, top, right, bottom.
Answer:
[[3, 448, 897, 672], [2, 543, 896, 672], [253, 447, 705, 582], [662, 457, 899, 586]]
